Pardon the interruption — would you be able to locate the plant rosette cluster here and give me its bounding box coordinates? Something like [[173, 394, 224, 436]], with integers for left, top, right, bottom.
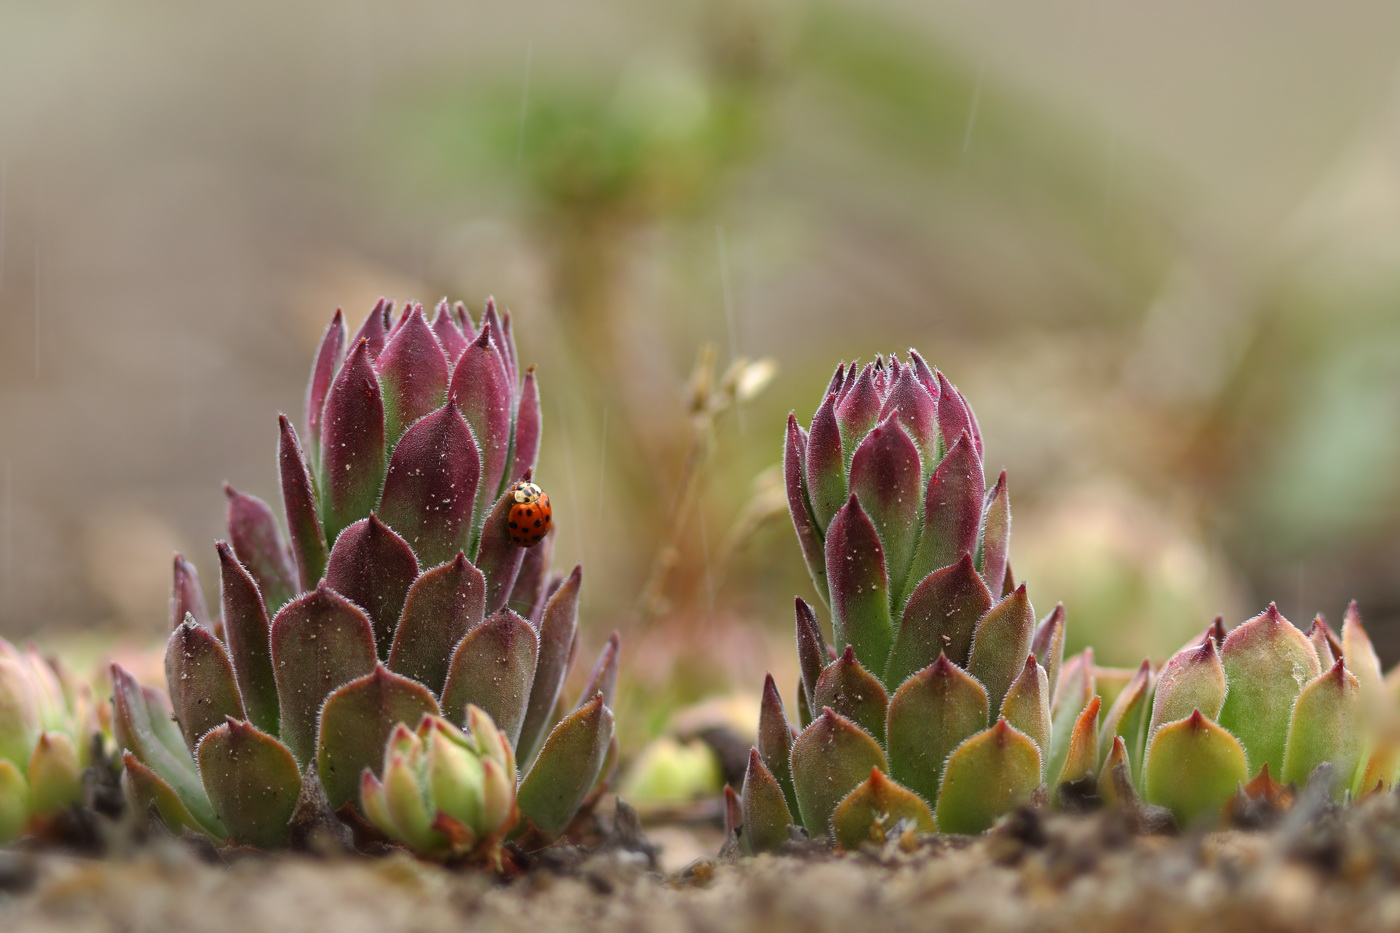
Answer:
[[0, 639, 99, 842], [112, 300, 618, 856], [737, 353, 1390, 853]]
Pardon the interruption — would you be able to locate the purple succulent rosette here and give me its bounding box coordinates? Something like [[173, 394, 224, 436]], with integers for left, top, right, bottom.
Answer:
[[113, 300, 617, 851]]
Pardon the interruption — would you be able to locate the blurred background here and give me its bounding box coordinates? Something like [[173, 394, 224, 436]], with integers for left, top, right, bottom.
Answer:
[[4, 0, 1400, 768]]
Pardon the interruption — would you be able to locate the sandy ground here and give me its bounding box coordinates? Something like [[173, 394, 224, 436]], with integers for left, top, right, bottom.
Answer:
[[6, 798, 1400, 933]]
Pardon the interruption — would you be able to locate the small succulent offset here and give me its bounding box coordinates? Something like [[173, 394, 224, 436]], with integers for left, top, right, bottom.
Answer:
[[0, 639, 98, 843], [113, 300, 618, 854], [739, 353, 1064, 852], [1059, 602, 1398, 827]]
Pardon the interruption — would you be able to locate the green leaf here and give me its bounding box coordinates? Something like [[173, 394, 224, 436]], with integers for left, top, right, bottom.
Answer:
[[1149, 638, 1226, 740], [824, 495, 893, 675], [1142, 711, 1247, 828], [1097, 660, 1152, 781], [999, 656, 1050, 773], [1217, 604, 1320, 779], [1054, 695, 1100, 787], [885, 553, 992, 685], [516, 695, 614, 840], [812, 646, 890, 744], [739, 749, 794, 856], [1281, 659, 1365, 798], [885, 655, 988, 808], [439, 609, 539, 745], [164, 619, 246, 750], [517, 565, 581, 765], [120, 752, 220, 838], [790, 707, 887, 839], [831, 767, 936, 850], [849, 422, 922, 609], [197, 720, 302, 848], [936, 719, 1040, 834], [966, 584, 1035, 715], [388, 554, 488, 696], [315, 665, 441, 811]]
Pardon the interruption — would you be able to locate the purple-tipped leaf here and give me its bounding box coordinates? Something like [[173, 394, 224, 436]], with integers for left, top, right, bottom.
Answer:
[[350, 298, 391, 361], [740, 749, 795, 855], [164, 618, 246, 751], [906, 433, 983, 591], [225, 485, 298, 613], [1030, 605, 1066, 703], [511, 369, 541, 483], [318, 339, 387, 546], [1217, 604, 1320, 779], [431, 299, 468, 362], [377, 404, 482, 568], [936, 372, 982, 456], [577, 633, 621, 709], [278, 415, 328, 591], [886, 553, 992, 685], [315, 664, 441, 811], [1309, 616, 1342, 669], [387, 554, 487, 695], [978, 471, 1010, 592], [517, 566, 582, 764], [374, 305, 450, 444], [507, 528, 553, 622], [824, 495, 893, 677], [1148, 638, 1226, 739], [450, 323, 513, 526], [812, 646, 890, 744], [324, 515, 419, 659], [835, 364, 881, 460], [305, 308, 347, 461], [170, 554, 211, 631], [473, 490, 528, 614], [216, 542, 279, 733], [439, 609, 539, 745], [849, 422, 922, 608], [878, 366, 940, 478], [757, 674, 799, 815], [794, 597, 828, 717], [804, 394, 847, 531], [197, 719, 302, 848], [785, 414, 827, 600], [1281, 659, 1365, 799], [269, 586, 378, 764]]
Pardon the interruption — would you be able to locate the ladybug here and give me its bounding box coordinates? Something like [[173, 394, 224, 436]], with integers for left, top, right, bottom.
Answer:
[[507, 480, 552, 547]]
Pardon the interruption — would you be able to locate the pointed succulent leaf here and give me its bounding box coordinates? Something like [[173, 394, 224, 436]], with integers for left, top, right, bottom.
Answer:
[[878, 365, 940, 477], [27, 733, 83, 816], [450, 323, 513, 523], [1098, 660, 1152, 777], [225, 485, 298, 614], [350, 298, 391, 360], [305, 308, 346, 461], [936, 372, 980, 455], [1217, 604, 1321, 779], [1308, 616, 1342, 670], [512, 369, 542, 483], [319, 339, 387, 546], [886, 553, 992, 685], [999, 656, 1050, 769], [517, 566, 582, 764], [804, 394, 847, 531], [577, 633, 621, 709], [794, 598, 828, 714], [886, 655, 989, 807], [170, 554, 211, 631], [835, 364, 881, 462], [377, 404, 481, 568], [388, 555, 487, 695], [1149, 638, 1226, 739], [216, 542, 278, 733], [785, 414, 827, 599], [269, 586, 378, 764], [757, 674, 799, 815], [316, 665, 441, 811], [324, 515, 419, 658], [277, 415, 328, 590], [740, 749, 794, 856], [473, 491, 529, 614], [197, 719, 302, 848], [374, 305, 450, 444], [824, 495, 893, 676], [1281, 659, 1365, 798], [164, 619, 246, 750], [431, 299, 468, 360], [849, 422, 922, 609], [790, 708, 887, 839], [1143, 711, 1247, 827], [967, 584, 1036, 715], [832, 767, 936, 851], [1357, 739, 1400, 797], [1046, 649, 1096, 781], [1341, 602, 1383, 697], [978, 472, 1010, 592], [439, 610, 539, 744], [0, 659, 38, 767], [1096, 735, 1134, 809], [120, 752, 216, 837], [1031, 604, 1066, 701], [906, 433, 983, 589], [936, 719, 1040, 835], [1055, 695, 1101, 787], [812, 646, 890, 744], [507, 528, 553, 622], [516, 695, 614, 839]]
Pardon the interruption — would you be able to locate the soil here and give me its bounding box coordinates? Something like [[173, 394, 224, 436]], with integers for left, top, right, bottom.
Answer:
[[5, 793, 1400, 933]]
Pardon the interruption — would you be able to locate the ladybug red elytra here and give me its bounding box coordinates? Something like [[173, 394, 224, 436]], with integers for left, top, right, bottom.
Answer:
[[507, 480, 551, 547]]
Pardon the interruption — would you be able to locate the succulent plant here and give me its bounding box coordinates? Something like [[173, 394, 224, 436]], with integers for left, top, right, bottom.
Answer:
[[0, 639, 98, 843], [738, 353, 1063, 851], [113, 300, 618, 854], [1059, 602, 1397, 827], [361, 707, 519, 864]]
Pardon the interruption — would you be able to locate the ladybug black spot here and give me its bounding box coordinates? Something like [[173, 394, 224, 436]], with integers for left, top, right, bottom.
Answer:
[[534, 519, 542, 528], [509, 521, 518, 529]]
